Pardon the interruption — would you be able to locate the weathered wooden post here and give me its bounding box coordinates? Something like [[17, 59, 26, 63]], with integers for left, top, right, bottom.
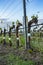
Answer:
[[16, 23, 22, 48]]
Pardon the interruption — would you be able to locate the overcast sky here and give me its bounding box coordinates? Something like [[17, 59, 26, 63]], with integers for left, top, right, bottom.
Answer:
[[0, 0, 43, 22]]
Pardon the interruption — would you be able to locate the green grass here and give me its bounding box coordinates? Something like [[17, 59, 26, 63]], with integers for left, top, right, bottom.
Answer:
[[30, 37, 43, 52], [5, 53, 35, 65], [19, 35, 43, 52], [0, 33, 43, 65], [0, 34, 16, 46], [19, 35, 25, 45], [0, 33, 43, 52]]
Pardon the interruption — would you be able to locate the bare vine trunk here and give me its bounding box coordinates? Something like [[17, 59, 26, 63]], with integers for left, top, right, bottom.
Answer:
[[16, 26, 19, 48]]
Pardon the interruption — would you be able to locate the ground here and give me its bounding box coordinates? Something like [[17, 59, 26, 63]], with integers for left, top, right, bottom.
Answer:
[[0, 33, 43, 65], [0, 44, 43, 65]]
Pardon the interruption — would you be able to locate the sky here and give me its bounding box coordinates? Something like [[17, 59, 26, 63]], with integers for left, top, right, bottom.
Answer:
[[0, 0, 43, 22]]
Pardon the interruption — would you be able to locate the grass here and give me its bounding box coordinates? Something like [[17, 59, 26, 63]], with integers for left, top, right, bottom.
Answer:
[[30, 37, 43, 52], [0, 33, 43, 52], [0, 35, 43, 65], [3, 53, 35, 65], [19, 35, 25, 45], [0, 33, 43, 65], [19, 35, 43, 52]]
